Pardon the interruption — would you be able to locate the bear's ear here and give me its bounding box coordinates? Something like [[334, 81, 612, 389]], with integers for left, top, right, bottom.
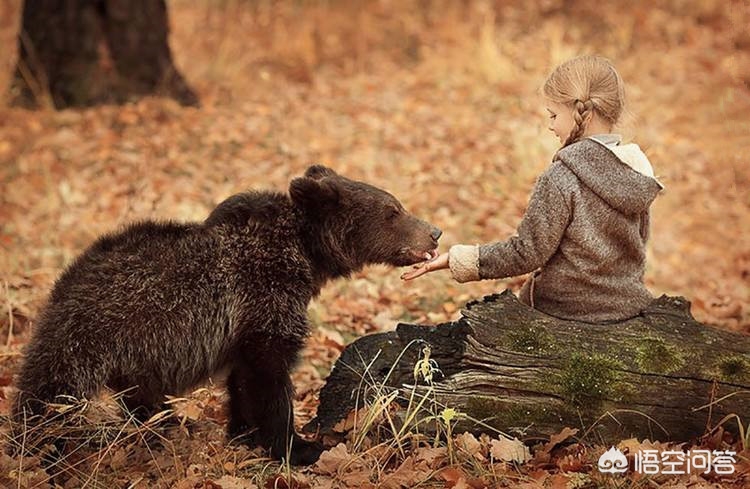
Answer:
[[304, 164, 337, 180], [289, 176, 340, 213]]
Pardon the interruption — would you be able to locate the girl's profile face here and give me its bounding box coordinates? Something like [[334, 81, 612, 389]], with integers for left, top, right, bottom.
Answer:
[[546, 100, 575, 144]]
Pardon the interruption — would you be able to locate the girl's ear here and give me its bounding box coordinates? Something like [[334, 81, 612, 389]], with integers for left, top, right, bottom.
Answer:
[[289, 177, 341, 213]]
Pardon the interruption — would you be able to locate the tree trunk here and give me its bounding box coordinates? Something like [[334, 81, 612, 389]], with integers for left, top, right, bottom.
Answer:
[[10, 0, 198, 109], [308, 291, 750, 445]]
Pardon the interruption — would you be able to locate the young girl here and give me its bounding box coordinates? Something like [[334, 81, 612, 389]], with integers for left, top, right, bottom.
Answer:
[[402, 55, 663, 323]]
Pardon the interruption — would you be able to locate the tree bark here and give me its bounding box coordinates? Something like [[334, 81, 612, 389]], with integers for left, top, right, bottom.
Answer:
[[308, 291, 750, 445], [10, 0, 198, 109]]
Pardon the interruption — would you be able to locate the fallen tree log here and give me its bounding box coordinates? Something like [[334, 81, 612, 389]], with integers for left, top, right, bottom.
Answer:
[[307, 290, 750, 444]]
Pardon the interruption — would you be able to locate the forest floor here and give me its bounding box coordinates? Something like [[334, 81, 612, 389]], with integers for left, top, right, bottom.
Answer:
[[0, 0, 749, 487]]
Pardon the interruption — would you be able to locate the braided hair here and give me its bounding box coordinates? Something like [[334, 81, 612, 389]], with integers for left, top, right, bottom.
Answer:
[[543, 55, 625, 150], [563, 98, 595, 147]]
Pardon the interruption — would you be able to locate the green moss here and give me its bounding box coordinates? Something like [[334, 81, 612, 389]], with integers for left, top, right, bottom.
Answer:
[[634, 336, 685, 374], [464, 397, 507, 424], [555, 353, 626, 408], [465, 397, 564, 429], [717, 355, 750, 382], [503, 326, 555, 355]]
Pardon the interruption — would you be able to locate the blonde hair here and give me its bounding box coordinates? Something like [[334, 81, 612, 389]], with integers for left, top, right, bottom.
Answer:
[[543, 55, 625, 148]]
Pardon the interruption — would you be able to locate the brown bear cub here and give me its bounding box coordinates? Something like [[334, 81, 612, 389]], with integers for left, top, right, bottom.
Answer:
[[14, 165, 441, 465]]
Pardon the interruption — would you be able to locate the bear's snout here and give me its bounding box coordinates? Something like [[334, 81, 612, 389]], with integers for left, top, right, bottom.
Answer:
[[386, 218, 442, 266]]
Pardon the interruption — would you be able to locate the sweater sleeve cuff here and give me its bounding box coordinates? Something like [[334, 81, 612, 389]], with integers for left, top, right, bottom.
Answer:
[[448, 244, 480, 283]]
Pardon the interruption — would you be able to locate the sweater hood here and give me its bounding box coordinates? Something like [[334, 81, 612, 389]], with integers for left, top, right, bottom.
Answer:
[[555, 136, 663, 215]]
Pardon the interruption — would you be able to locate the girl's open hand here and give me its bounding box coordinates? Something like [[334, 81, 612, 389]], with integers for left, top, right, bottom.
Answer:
[[401, 252, 449, 280]]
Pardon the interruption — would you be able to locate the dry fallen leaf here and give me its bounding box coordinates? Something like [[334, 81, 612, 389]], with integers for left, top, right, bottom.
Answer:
[[379, 456, 427, 489], [263, 474, 310, 489], [332, 406, 371, 433], [314, 443, 350, 475], [490, 436, 532, 463], [440, 467, 467, 488], [213, 475, 259, 489], [414, 445, 448, 468], [540, 427, 579, 455], [455, 432, 484, 460]]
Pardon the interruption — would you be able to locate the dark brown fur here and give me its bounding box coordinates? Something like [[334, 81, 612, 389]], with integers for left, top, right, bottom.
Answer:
[[13, 165, 441, 465]]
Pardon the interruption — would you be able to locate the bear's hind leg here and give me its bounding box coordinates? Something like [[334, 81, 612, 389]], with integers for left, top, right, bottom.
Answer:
[[10, 353, 107, 459], [13, 353, 106, 424]]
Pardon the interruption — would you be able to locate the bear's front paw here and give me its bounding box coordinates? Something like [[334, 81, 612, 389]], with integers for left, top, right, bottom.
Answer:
[[288, 437, 324, 466]]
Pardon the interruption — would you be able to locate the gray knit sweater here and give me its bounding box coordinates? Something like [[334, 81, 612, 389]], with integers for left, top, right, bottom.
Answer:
[[448, 135, 663, 323]]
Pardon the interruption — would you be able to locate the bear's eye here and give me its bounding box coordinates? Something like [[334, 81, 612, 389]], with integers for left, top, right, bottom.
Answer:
[[387, 207, 401, 220]]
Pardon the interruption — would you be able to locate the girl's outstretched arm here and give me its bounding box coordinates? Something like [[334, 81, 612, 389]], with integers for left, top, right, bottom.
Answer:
[[419, 166, 571, 284], [403, 165, 571, 283], [471, 168, 570, 281], [401, 252, 449, 280]]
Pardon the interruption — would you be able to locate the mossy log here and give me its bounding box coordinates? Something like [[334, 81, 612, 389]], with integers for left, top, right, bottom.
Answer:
[[307, 290, 750, 444]]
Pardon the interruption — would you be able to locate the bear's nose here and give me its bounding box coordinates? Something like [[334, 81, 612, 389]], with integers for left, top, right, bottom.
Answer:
[[430, 227, 443, 242]]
